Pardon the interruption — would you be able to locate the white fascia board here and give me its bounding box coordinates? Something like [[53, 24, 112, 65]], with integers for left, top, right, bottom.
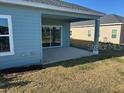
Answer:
[[72, 23, 124, 28], [0, 0, 104, 17]]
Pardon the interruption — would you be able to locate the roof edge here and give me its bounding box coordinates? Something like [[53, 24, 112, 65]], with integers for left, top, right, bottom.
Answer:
[[62, 1, 105, 16], [72, 22, 124, 27], [0, 0, 105, 17]]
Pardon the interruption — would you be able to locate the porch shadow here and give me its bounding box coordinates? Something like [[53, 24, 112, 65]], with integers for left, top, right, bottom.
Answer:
[[0, 75, 31, 89], [0, 65, 43, 74]]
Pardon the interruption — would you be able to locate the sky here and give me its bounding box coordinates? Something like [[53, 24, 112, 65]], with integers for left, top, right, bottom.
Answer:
[[64, 0, 124, 16]]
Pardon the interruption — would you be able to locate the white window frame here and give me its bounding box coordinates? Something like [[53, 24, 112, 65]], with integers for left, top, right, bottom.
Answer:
[[112, 29, 117, 39], [0, 15, 14, 56]]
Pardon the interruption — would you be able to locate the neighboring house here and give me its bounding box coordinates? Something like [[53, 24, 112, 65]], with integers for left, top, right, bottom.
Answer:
[[0, 0, 104, 70], [71, 14, 124, 44]]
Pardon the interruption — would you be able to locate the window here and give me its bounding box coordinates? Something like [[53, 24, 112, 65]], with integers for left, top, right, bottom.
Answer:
[[88, 30, 91, 37], [112, 30, 117, 38], [0, 15, 14, 56]]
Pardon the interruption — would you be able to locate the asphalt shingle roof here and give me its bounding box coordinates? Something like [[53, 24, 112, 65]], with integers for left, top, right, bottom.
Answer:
[[71, 14, 124, 26], [22, 0, 104, 15]]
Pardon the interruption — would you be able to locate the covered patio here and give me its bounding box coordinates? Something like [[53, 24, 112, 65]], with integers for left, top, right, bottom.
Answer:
[[0, 0, 105, 70], [40, 0, 105, 65], [43, 47, 92, 64], [42, 12, 102, 65]]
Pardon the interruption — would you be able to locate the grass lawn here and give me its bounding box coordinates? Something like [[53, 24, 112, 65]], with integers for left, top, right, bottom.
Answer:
[[0, 40, 124, 93]]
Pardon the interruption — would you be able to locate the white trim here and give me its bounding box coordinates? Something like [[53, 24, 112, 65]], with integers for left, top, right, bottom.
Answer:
[[0, 35, 9, 37], [72, 22, 124, 28], [0, 0, 104, 17], [42, 25, 63, 48], [0, 15, 14, 56]]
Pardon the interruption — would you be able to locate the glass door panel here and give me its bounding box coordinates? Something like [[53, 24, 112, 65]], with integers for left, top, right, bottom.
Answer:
[[42, 26, 62, 47], [42, 27, 51, 47], [51, 27, 61, 46]]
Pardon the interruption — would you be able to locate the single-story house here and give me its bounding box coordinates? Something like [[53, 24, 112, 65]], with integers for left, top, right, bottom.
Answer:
[[71, 14, 124, 44], [0, 0, 104, 70]]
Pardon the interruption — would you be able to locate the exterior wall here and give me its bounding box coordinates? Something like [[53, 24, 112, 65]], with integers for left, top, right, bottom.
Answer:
[[120, 24, 124, 44], [42, 18, 70, 47], [0, 4, 42, 70], [0, 3, 71, 70], [99, 25, 121, 44], [71, 27, 95, 41], [71, 25, 122, 44]]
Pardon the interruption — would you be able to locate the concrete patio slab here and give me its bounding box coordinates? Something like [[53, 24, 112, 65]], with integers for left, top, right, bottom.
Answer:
[[43, 47, 92, 65]]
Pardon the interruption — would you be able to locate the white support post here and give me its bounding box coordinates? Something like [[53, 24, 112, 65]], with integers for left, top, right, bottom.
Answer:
[[93, 19, 100, 55]]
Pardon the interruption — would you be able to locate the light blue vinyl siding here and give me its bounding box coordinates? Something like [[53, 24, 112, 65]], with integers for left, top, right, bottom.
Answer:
[[0, 4, 42, 69], [0, 4, 71, 69]]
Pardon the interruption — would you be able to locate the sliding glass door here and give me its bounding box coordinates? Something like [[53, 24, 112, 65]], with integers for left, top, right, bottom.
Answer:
[[42, 25, 62, 47], [42, 27, 51, 47]]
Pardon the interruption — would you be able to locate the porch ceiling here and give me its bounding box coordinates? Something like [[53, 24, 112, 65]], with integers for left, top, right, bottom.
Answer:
[[42, 14, 91, 22]]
